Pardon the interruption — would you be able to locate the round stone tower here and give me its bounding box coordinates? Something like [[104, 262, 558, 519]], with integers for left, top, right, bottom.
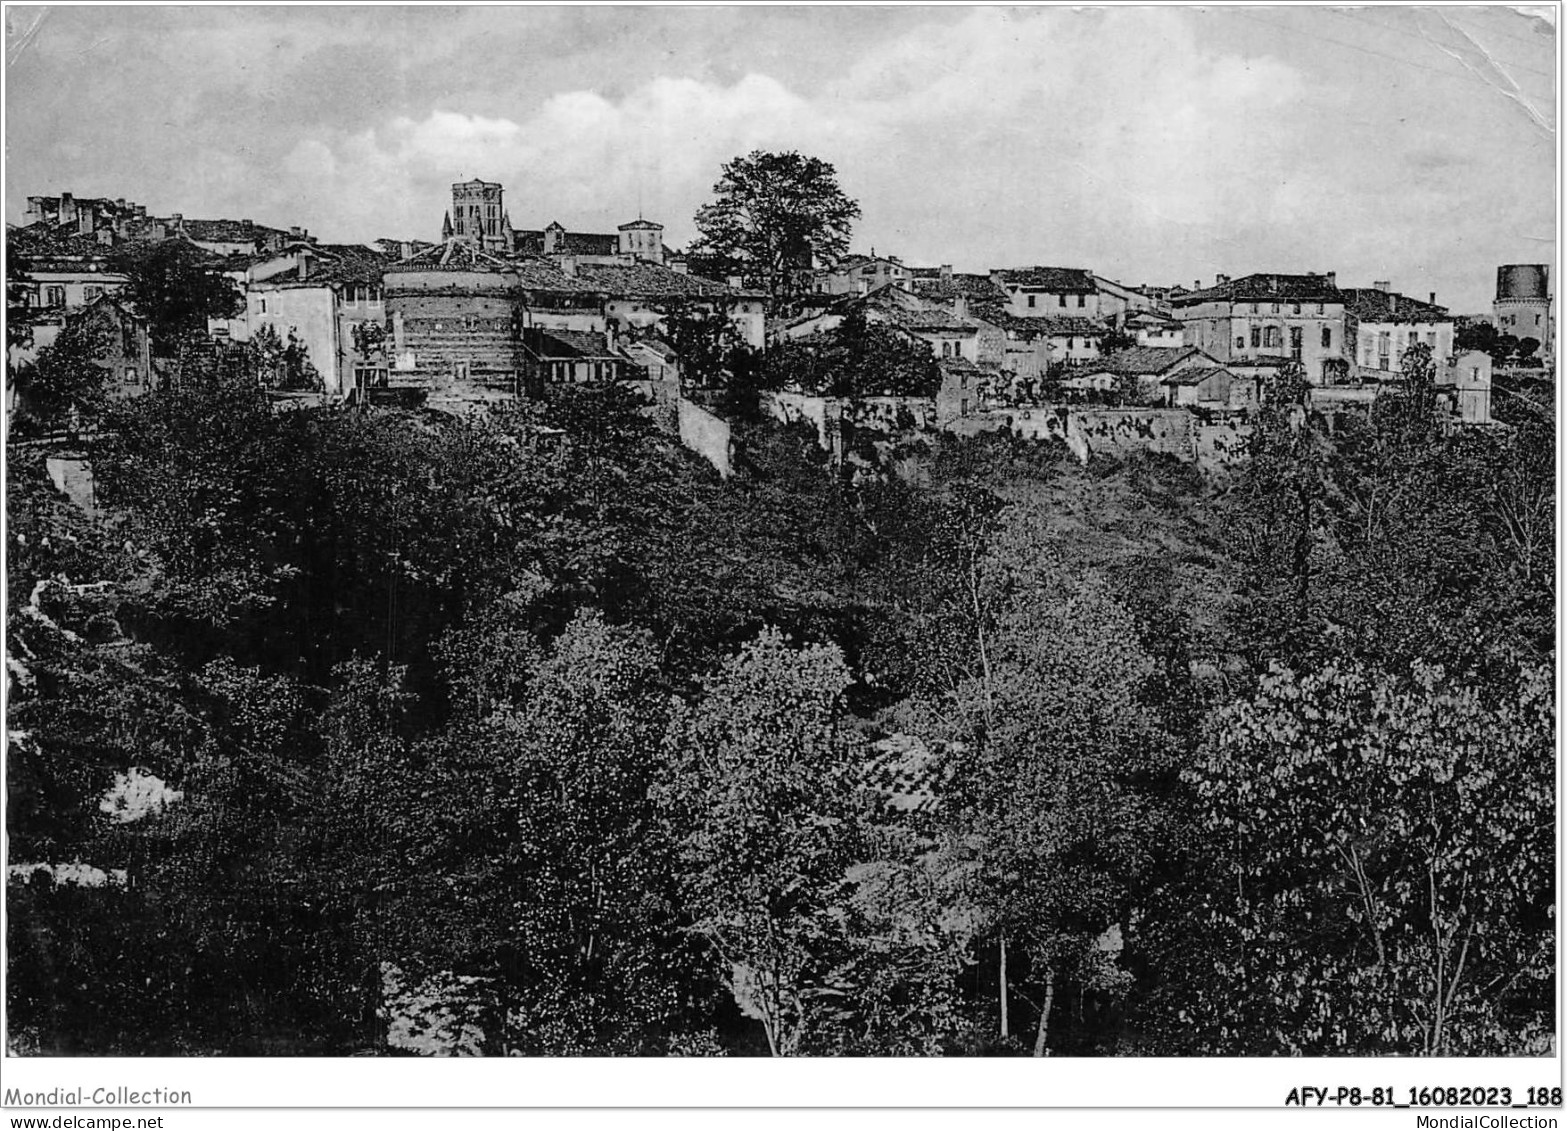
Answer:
[[1493, 264, 1553, 360]]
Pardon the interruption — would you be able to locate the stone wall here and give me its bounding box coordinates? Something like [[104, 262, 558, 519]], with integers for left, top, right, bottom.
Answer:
[[387, 292, 521, 389], [1068, 408, 1194, 462], [1192, 418, 1252, 465], [678, 396, 732, 478]]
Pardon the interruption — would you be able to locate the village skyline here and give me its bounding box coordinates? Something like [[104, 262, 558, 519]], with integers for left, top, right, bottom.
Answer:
[[5, 4, 1557, 312]]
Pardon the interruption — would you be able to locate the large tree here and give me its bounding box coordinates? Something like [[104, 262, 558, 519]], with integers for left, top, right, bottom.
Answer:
[[1169, 658, 1554, 1055], [691, 150, 860, 308], [113, 240, 242, 356]]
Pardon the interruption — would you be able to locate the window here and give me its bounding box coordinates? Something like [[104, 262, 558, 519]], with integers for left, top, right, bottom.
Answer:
[[1077, 294, 1085, 308], [1290, 326, 1303, 360], [1252, 303, 1259, 314], [124, 368, 138, 385], [1321, 326, 1332, 349], [258, 298, 268, 314], [44, 285, 64, 307], [1236, 336, 1245, 350], [83, 285, 103, 303], [1058, 295, 1067, 308], [1292, 302, 1301, 314], [1027, 294, 1036, 309], [1264, 326, 1281, 349], [1271, 303, 1279, 314], [1250, 327, 1261, 349], [1317, 302, 1324, 314]]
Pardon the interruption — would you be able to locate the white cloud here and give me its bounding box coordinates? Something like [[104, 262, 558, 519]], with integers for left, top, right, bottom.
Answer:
[[283, 5, 1314, 269]]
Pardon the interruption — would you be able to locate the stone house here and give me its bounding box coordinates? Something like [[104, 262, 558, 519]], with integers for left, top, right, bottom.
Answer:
[[382, 242, 598, 402], [990, 266, 1105, 319], [813, 253, 911, 295], [7, 224, 132, 352], [1126, 309, 1185, 348], [1342, 285, 1454, 379], [519, 328, 629, 385], [1171, 272, 1350, 385], [231, 244, 394, 396], [1079, 345, 1224, 403], [1437, 349, 1493, 425], [1162, 365, 1233, 409]]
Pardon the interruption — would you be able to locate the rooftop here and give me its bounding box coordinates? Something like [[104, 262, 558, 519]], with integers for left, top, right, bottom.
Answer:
[[1162, 366, 1232, 386], [1173, 272, 1344, 306], [1095, 346, 1211, 375], [574, 260, 753, 299], [993, 266, 1098, 293], [1342, 287, 1451, 324]]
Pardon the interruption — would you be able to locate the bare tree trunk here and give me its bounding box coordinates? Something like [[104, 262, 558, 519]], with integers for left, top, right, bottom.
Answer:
[[1032, 968, 1055, 1058], [999, 936, 1009, 1039]]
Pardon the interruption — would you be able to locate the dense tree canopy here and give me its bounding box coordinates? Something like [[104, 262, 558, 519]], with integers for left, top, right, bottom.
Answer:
[[113, 240, 242, 355], [7, 337, 1554, 1057], [691, 150, 861, 308]]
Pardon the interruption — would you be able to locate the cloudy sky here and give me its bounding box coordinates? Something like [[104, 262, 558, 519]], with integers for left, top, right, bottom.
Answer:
[[4, 5, 1555, 310]]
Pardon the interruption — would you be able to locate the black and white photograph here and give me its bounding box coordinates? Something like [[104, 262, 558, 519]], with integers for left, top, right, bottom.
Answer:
[[1, 0, 1559, 1120]]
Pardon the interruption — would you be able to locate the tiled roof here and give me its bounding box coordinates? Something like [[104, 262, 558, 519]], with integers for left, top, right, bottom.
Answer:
[[8, 222, 116, 264], [180, 218, 290, 244], [1096, 346, 1207, 375], [1162, 366, 1232, 386], [993, 266, 1097, 292], [531, 329, 619, 359], [265, 249, 391, 289], [1126, 308, 1180, 326], [1172, 272, 1343, 307], [512, 259, 600, 293], [1035, 316, 1106, 336], [879, 305, 980, 333], [1342, 287, 1450, 324], [510, 228, 619, 256], [574, 261, 750, 298], [1226, 354, 1291, 369], [910, 274, 1008, 303], [386, 239, 517, 274]]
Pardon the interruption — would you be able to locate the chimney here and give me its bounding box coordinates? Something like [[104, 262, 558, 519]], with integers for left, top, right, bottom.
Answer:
[[1429, 292, 1436, 306], [298, 255, 308, 282], [1194, 279, 1201, 289], [1390, 294, 1398, 314], [1215, 273, 1230, 285], [1373, 280, 1390, 293], [400, 241, 412, 260], [78, 208, 94, 236], [955, 294, 969, 319], [558, 255, 578, 277], [60, 192, 75, 224], [115, 198, 126, 211], [1325, 271, 1336, 287], [940, 264, 953, 281], [171, 213, 184, 229], [290, 226, 303, 241]]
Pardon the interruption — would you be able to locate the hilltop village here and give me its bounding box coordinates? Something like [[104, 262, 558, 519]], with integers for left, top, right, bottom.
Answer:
[[6, 178, 1548, 474], [6, 167, 1556, 1061]]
